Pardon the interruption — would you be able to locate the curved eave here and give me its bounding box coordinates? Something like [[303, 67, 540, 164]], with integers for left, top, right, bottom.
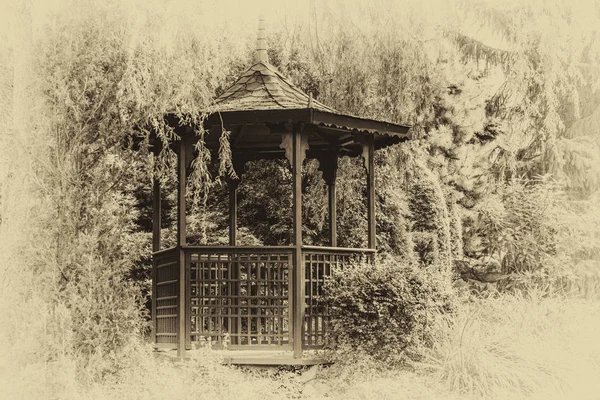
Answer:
[[312, 109, 410, 137], [203, 108, 411, 142]]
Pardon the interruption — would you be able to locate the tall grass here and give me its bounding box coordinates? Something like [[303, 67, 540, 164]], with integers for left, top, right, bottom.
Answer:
[[2, 284, 599, 399], [422, 289, 600, 399], [84, 345, 455, 400]]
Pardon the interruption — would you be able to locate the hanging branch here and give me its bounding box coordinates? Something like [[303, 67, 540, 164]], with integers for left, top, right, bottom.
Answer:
[[217, 128, 238, 180], [448, 31, 514, 74], [188, 124, 213, 244]]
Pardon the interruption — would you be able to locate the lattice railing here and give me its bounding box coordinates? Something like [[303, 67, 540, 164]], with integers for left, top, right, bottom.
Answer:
[[153, 245, 374, 351], [186, 247, 293, 349], [302, 246, 375, 348], [153, 248, 179, 345]]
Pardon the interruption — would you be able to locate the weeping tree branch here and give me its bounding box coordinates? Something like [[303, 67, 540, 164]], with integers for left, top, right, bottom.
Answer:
[[448, 31, 514, 73]]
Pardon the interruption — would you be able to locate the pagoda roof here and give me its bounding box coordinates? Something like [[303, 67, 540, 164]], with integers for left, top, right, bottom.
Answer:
[[204, 56, 411, 153], [215, 61, 336, 113], [163, 16, 413, 160]]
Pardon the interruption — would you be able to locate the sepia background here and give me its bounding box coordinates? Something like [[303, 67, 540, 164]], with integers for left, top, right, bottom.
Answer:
[[0, 0, 599, 398]]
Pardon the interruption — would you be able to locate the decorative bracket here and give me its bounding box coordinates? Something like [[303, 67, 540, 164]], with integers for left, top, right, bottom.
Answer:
[[280, 132, 309, 167], [353, 134, 370, 172], [280, 133, 293, 164], [317, 151, 339, 185]]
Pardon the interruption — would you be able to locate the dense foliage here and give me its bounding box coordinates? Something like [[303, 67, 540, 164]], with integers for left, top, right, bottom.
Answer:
[[323, 256, 455, 366]]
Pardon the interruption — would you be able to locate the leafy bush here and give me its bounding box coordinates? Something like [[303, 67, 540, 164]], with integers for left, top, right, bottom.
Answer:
[[375, 152, 418, 261], [412, 232, 440, 267], [463, 178, 580, 292], [322, 256, 455, 366], [407, 163, 452, 267]]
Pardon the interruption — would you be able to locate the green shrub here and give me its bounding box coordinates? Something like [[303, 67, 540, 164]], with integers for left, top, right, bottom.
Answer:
[[473, 179, 559, 277], [412, 232, 440, 267], [322, 256, 455, 366], [407, 163, 452, 267]]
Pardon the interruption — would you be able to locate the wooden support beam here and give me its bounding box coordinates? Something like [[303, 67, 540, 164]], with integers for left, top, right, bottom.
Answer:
[[177, 140, 188, 248], [177, 139, 187, 358], [328, 183, 337, 247], [366, 136, 376, 250], [228, 179, 238, 246], [232, 124, 248, 147], [292, 126, 304, 359], [152, 179, 161, 252], [229, 156, 243, 343], [337, 134, 355, 145], [151, 178, 160, 345], [317, 151, 338, 248]]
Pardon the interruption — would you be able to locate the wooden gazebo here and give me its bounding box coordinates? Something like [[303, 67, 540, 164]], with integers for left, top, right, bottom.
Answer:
[[151, 18, 411, 360]]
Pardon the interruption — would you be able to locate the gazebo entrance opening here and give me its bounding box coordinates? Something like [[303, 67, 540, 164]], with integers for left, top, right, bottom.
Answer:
[[151, 17, 411, 359]]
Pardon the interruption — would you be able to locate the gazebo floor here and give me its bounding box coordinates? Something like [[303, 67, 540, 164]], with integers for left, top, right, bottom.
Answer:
[[221, 350, 328, 366], [154, 347, 330, 367]]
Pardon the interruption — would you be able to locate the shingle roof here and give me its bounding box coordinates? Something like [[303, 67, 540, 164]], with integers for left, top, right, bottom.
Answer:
[[199, 15, 411, 155], [215, 61, 337, 113], [156, 17, 412, 159]]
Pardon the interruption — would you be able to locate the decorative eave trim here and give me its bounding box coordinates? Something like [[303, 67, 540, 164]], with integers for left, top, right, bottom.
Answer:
[[311, 110, 411, 137], [202, 108, 411, 138]]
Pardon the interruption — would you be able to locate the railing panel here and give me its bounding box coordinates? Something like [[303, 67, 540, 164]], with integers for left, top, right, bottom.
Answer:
[[156, 245, 374, 352], [302, 247, 374, 349], [153, 248, 179, 346], [186, 247, 293, 349]]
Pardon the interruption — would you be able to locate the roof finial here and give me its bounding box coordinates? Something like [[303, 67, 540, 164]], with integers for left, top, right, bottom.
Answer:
[[255, 15, 268, 63]]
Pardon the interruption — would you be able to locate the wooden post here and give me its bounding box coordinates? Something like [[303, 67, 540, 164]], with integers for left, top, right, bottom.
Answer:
[[228, 179, 238, 246], [152, 179, 161, 252], [228, 177, 240, 345], [292, 127, 304, 359], [366, 136, 376, 250], [328, 183, 337, 247], [151, 178, 160, 344], [177, 139, 187, 358], [230, 156, 246, 345], [177, 140, 187, 247], [318, 151, 338, 247]]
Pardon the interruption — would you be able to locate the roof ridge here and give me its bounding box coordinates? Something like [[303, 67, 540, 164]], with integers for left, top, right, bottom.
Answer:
[[214, 60, 339, 113], [256, 72, 288, 109]]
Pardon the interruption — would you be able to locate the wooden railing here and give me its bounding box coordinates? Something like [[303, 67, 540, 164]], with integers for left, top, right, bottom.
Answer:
[[152, 245, 374, 352], [302, 246, 375, 348], [185, 246, 294, 349], [152, 247, 179, 347]]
